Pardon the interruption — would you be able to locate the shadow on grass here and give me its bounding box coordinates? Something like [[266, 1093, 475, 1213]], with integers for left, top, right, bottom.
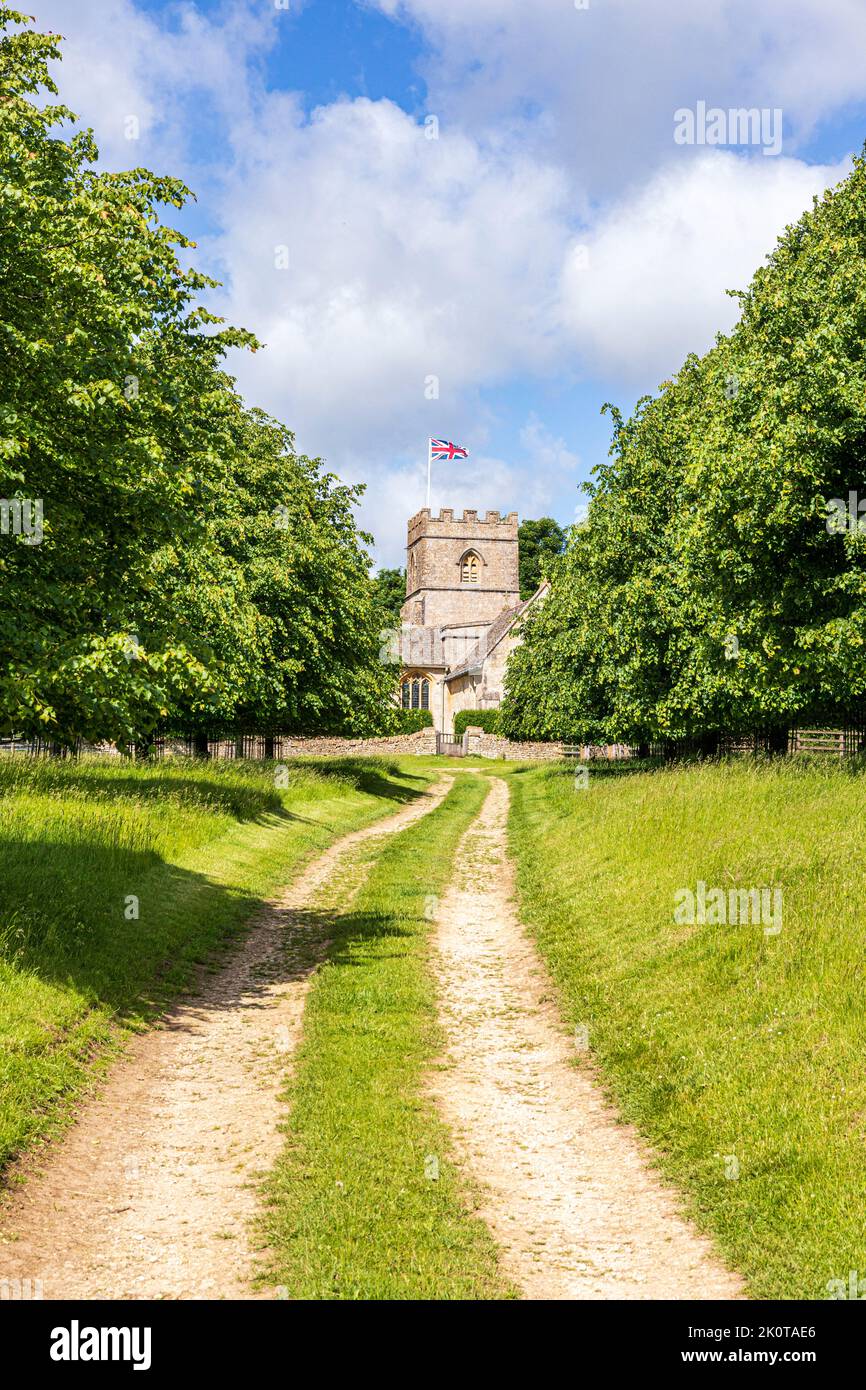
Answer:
[[0, 840, 264, 1018], [0, 766, 429, 1021], [311, 760, 429, 801], [0, 766, 279, 822], [19, 756, 425, 815], [0, 762, 441, 1173]]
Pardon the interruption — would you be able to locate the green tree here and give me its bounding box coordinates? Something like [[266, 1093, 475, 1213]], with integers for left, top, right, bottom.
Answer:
[[150, 409, 399, 739], [371, 567, 406, 624], [502, 378, 700, 745], [0, 8, 397, 746], [517, 517, 566, 600], [0, 9, 248, 743], [502, 153, 866, 745]]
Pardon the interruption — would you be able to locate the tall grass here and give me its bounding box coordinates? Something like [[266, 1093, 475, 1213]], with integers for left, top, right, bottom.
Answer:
[[508, 756, 866, 1299], [0, 754, 431, 1171]]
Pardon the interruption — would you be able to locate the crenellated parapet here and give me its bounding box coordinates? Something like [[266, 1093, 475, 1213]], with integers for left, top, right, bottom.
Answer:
[[407, 508, 518, 546]]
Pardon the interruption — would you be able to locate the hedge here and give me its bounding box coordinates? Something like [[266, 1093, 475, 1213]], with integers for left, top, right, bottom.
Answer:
[[392, 709, 434, 733], [453, 709, 500, 738]]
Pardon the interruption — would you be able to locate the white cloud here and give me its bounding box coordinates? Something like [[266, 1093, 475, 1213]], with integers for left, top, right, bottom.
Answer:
[[561, 151, 851, 380], [371, 0, 866, 183], [32, 0, 275, 171], [215, 94, 570, 453]]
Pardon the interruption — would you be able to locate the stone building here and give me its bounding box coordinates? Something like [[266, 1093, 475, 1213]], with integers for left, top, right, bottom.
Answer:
[[396, 506, 548, 734]]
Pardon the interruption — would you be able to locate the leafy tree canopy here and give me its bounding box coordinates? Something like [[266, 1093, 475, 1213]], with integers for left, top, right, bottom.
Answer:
[[502, 154, 866, 745], [0, 8, 396, 745], [371, 567, 406, 625], [517, 517, 566, 600]]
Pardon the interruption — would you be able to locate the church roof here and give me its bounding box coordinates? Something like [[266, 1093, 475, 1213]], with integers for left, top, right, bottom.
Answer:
[[445, 586, 545, 682], [396, 625, 448, 668]]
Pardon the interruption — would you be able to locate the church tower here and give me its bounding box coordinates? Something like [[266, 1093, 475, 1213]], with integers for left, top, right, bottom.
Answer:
[[397, 506, 532, 736], [401, 508, 520, 628]]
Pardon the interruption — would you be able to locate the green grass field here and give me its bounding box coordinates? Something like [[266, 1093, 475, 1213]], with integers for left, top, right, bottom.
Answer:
[[0, 753, 434, 1172], [5, 744, 863, 1300], [262, 771, 515, 1300], [508, 756, 866, 1300]]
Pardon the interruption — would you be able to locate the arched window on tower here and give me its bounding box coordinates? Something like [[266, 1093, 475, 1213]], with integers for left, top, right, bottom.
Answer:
[[400, 674, 431, 710], [461, 551, 480, 584]]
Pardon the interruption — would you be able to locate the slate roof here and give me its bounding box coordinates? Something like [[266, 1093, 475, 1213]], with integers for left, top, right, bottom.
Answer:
[[445, 599, 529, 682]]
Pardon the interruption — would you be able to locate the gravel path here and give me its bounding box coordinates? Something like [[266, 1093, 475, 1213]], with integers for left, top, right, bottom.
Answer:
[[0, 776, 452, 1300], [428, 776, 743, 1301]]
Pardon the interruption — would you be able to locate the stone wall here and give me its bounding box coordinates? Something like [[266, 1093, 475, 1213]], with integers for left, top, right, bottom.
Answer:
[[464, 729, 565, 761], [192, 729, 563, 761], [279, 728, 567, 762], [277, 729, 438, 758], [157, 729, 437, 760]]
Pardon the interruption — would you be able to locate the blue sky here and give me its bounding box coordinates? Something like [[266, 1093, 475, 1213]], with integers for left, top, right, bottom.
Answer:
[[31, 0, 866, 563]]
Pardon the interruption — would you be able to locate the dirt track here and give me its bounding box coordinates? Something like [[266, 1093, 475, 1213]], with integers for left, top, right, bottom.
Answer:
[[0, 777, 451, 1300], [428, 777, 742, 1301]]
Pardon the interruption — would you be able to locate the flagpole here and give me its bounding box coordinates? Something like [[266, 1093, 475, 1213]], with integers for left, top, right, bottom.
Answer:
[[426, 438, 432, 510]]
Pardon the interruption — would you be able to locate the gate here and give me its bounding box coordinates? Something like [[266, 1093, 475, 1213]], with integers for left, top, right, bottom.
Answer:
[[436, 732, 465, 758]]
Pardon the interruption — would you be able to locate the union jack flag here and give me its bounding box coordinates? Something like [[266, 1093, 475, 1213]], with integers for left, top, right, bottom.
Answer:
[[430, 438, 469, 461]]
